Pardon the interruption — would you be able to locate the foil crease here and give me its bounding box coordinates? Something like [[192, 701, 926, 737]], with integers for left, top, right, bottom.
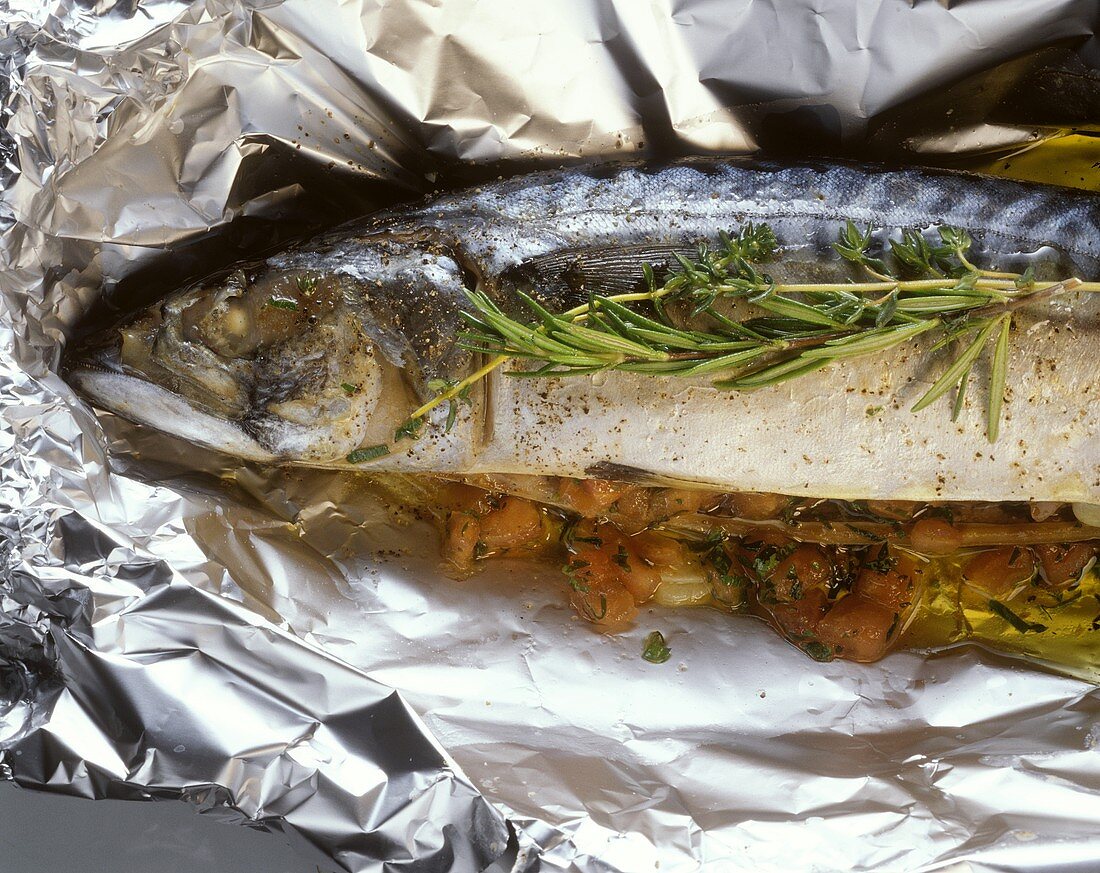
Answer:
[[1, 1, 1099, 871]]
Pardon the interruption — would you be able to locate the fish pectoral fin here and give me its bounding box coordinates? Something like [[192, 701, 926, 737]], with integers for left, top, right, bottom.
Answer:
[[499, 243, 698, 302], [582, 460, 709, 488]]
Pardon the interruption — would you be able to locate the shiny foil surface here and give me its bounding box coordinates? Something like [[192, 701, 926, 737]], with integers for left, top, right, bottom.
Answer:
[[1, 2, 1099, 871]]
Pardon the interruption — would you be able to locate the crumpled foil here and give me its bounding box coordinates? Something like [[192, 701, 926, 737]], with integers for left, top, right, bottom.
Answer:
[[2, 1, 1099, 871]]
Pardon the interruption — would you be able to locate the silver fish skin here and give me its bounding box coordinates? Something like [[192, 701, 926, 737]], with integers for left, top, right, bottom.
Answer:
[[66, 158, 1100, 504]]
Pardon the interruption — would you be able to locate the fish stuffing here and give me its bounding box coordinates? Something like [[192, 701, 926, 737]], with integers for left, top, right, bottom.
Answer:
[[66, 158, 1100, 507]]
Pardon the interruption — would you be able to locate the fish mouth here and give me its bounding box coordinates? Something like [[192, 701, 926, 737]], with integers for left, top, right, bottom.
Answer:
[[64, 332, 277, 463]]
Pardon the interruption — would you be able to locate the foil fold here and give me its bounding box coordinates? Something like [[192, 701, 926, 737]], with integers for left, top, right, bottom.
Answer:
[[1, 1, 1099, 871]]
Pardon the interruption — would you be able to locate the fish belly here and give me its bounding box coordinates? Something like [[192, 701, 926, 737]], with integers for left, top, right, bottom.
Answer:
[[471, 296, 1098, 502]]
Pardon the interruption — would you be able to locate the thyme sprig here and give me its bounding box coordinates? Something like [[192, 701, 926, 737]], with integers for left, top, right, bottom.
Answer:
[[348, 222, 1097, 463]]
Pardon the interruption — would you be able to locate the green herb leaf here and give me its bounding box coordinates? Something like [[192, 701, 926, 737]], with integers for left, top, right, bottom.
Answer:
[[802, 640, 835, 661], [715, 356, 829, 391], [911, 318, 999, 413], [395, 417, 423, 441], [267, 296, 299, 311], [864, 544, 898, 574], [834, 221, 888, 274], [987, 314, 1011, 442], [641, 630, 672, 664], [951, 363, 972, 422], [988, 599, 1047, 634], [346, 444, 389, 464], [562, 558, 591, 593], [874, 290, 899, 327], [559, 517, 602, 553], [1014, 264, 1036, 290]]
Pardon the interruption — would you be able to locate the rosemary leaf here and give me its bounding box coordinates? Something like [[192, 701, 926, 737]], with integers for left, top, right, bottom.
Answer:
[[617, 326, 704, 351], [505, 362, 608, 378], [704, 307, 771, 341], [716, 356, 829, 390], [800, 321, 937, 359], [680, 347, 770, 376], [895, 295, 994, 313], [617, 360, 705, 374], [951, 364, 972, 422], [927, 319, 985, 353], [594, 297, 701, 342], [987, 314, 1011, 442], [554, 320, 663, 358], [748, 294, 848, 328], [911, 318, 999, 413]]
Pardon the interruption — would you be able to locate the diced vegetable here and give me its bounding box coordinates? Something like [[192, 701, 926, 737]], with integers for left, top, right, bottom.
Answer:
[[476, 496, 544, 552], [816, 595, 897, 662], [962, 547, 1037, 596], [1034, 542, 1099, 589], [853, 551, 921, 611], [431, 476, 1098, 664]]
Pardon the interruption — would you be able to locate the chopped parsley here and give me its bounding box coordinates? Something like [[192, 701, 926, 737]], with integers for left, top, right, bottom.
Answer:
[[988, 599, 1047, 634], [587, 595, 608, 621], [641, 631, 671, 664], [267, 296, 299, 311], [563, 559, 591, 592], [426, 377, 474, 434], [864, 544, 898, 574], [559, 517, 602, 553], [886, 611, 901, 639], [752, 543, 795, 579], [346, 444, 389, 464], [802, 641, 835, 662], [395, 417, 423, 442]]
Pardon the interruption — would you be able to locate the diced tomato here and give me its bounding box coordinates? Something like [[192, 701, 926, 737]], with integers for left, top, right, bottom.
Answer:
[[816, 595, 897, 662], [961, 547, 1037, 595], [1034, 542, 1098, 589]]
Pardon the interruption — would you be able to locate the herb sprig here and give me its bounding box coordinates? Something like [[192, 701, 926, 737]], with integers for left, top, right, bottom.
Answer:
[[346, 222, 1097, 463]]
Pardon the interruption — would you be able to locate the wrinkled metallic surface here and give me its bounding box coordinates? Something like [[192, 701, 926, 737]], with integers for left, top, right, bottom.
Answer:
[[1, 2, 1099, 872]]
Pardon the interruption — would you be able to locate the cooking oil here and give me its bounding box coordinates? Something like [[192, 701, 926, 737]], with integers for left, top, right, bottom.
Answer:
[[906, 557, 1100, 682], [975, 132, 1100, 192]]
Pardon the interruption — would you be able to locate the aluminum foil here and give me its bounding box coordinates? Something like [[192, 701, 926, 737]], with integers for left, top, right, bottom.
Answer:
[[2, 1, 1099, 871]]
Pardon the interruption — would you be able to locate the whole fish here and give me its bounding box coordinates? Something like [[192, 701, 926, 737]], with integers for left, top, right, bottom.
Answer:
[[66, 159, 1100, 505]]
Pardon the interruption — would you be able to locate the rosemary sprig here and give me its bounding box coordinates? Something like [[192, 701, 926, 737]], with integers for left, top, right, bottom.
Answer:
[[345, 222, 1097, 463]]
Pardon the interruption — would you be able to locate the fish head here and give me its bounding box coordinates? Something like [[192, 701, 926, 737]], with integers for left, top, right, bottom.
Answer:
[[65, 235, 473, 464]]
